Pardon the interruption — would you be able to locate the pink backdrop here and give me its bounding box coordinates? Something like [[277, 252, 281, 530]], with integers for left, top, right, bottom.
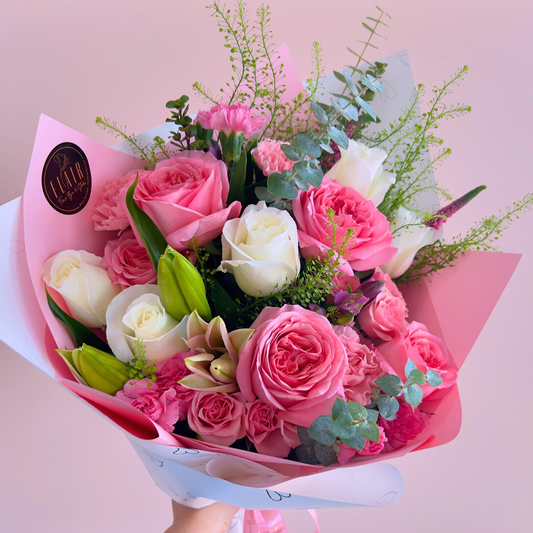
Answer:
[[1, 1, 532, 531]]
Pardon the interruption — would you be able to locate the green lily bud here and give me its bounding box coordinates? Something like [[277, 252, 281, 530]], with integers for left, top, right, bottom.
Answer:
[[57, 344, 131, 395], [218, 130, 244, 164], [210, 352, 237, 384], [157, 246, 212, 323]]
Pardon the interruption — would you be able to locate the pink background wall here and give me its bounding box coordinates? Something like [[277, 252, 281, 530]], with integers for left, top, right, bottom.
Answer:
[[1, 1, 532, 531]]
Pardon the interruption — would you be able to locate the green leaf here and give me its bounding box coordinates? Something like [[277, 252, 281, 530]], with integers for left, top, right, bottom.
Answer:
[[319, 142, 335, 154], [333, 70, 346, 83], [366, 409, 379, 423], [294, 161, 323, 188], [126, 177, 168, 271], [327, 125, 349, 150], [314, 442, 338, 466], [427, 369, 444, 387], [375, 374, 403, 397], [308, 416, 336, 445], [280, 143, 301, 162], [342, 68, 359, 96], [294, 133, 322, 158], [331, 414, 357, 439], [332, 398, 350, 420], [330, 97, 352, 121], [336, 100, 359, 122], [358, 420, 380, 443], [294, 444, 320, 465], [408, 369, 426, 385], [341, 430, 366, 451], [208, 277, 238, 319], [46, 288, 110, 353], [227, 151, 247, 205], [404, 358, 417, 377], [348, 401, 368, 420], [293, 174, 310, 191], [377, 394, 399, 421], [297, 426, 315, 448], [254, 187, 277, 203], [355, 96, 377, 121], [267, 172, 298, 200], [360, 73, 378, 93], [403, 383, 424, 407], [310, 101, 330, 125]]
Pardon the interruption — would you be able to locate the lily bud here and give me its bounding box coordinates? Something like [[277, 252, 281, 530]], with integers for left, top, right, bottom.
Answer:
[[157, 246, 212, 323], [218, 130, 244, 163], [210, 352, 237, 383], [57, 344, 130, 395]]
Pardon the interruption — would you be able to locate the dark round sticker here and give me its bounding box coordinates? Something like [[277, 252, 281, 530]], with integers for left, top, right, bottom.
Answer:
[[42, 142, 92, 215]]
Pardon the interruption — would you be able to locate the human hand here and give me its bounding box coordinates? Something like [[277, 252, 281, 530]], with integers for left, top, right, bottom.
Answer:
[[164, 499, 239, 533]]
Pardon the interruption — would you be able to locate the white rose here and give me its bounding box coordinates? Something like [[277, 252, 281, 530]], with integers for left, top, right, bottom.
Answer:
[[42, 250, 121, 328], [218, 201, 300, 297], [380, 207, 434, 279], [325, 139, 395, 206], [106, 284, 189, 363]]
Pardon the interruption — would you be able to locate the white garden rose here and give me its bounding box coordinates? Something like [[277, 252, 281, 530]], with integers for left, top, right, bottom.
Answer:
[[42, 250, 121, 328], [218, 201, 300, 297], [325, 139, 395, 206], [381, 207, 434, 279], [106, 284, 189, 363]]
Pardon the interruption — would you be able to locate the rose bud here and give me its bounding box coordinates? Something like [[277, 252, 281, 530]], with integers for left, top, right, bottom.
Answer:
[[157, 246, 212, 323], [57, 344, 130, 395]]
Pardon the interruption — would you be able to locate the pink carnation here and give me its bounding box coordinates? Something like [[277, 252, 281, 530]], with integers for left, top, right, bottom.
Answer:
[[103, 229, 157, 289], [197, 103, 265, 138], [292, 178, 396, 273], [379, 399, 429, 452], [116, 379, 181, 433], [251, 140, 295, 177]]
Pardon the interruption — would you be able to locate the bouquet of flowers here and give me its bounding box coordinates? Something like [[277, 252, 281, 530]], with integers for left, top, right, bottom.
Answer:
[[2, 0, 531, 527]]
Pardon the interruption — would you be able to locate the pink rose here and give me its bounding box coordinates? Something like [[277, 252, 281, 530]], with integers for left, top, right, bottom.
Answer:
[[292, 178, 396, 273], [372, 267, 406, 303], [236, 305, 347, 427], [378, 322, 458, 398], [103, 230, 157, 289], [331, 271, 361, 295], [91, 170, 143, 232], [126, 151, 241, 251], [187, 392, 246, 446], [336, 425, 388, 464], [244, 400, 291, 458], [334, 325, 386, 406], [251, 140, 295, 177], [357, 289, 407, 342], [116, 379, 181, 433], [379, 398, 429, 452], [197, 103, 265, 138]]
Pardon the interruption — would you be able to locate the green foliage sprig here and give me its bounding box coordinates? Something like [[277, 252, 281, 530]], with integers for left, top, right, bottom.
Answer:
[[166, 95, 211, 151], [128, 339, 158, 386]]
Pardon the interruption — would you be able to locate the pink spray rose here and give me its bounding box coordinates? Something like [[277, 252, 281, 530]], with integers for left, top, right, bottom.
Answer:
[[244, 400, 291, 458], [197, 103, 265, 138], [236, 305, 347, 427], [251, 140, 295, 177], [334, 325, 387, 406], [379, 398, 429, 452], [336, 426, 388, 464], [378, 322, 458, 398], [116, 379, 181, 433], [292, 178, 396, 273], [124, 151, 241, 251], [372, 267, 406, 302], [357, 288, 407, 342], [103, 229, 157, 289], [187, 392, 246, 446]]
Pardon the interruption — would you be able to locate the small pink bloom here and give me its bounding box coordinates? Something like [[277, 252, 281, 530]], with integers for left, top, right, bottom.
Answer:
[[91, 170, 145, 232], [358, 288, 407, 342], [372, 267, 406, 303], [292, 178, 396, 273], [116, 379, 181, 433], [103, 230, 157, 289], [334, 325, 386, 406], [378, 322, 458, 398], [236, 305, 347, 427], [358, 425, 387, 455], [197, 103, 265, 138], [336, 443, 357, 465], [379, 398, 429, 452], [187, 391, 246, 446], [330, 271, 361, 295], [123, 151, 241, 251], [251, 140, 295, 177]]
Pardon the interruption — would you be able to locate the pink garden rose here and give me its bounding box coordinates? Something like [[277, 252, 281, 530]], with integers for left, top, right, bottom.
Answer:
[[378, 321, 458, 398], [372, 267, 407, 303], [187, 392, 246, 446], [197, 103, 265, 138], [236, 305, 347, 427], [336, 426, 388, 464], [379, 398, 429, 452], [251, 140, 295, 177], [103, 230, 157, 289], [292, 178, 396, 273], [334, 325, 387, 406], [357, 288, 407, 342], [116, 379, 181, 433], [244, 400, 291, 458], [124, 151, 241, 251], [91, 170, 144, 232]]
